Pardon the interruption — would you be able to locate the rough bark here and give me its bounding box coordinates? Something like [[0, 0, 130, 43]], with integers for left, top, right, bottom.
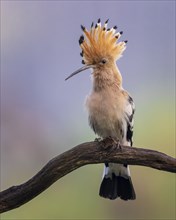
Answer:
[[0, 140, 176, 213]]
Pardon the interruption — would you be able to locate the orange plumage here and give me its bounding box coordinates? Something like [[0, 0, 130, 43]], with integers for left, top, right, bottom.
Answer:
[[79, 19, 127, 65]]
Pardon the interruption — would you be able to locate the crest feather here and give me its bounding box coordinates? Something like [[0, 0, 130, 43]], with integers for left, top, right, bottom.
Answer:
[[79, 19, 127, 64]]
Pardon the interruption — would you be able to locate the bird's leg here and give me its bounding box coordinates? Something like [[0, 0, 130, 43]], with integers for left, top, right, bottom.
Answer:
[[111, 137, 121, 150], [101, 136, 121, 151], [94, 137, 102, 142]]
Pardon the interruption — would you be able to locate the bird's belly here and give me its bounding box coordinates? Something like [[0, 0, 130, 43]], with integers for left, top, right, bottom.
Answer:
[[90, 114, 121, 138], [86, 93, 125, 140]]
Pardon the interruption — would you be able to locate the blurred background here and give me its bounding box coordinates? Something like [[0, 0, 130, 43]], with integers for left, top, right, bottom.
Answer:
[[1, 1, 175, 219]]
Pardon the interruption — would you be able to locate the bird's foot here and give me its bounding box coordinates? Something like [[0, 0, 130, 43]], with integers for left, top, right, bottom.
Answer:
[[113, 138, 121, 150], [94, 137, 102, 143], [101, 136, 121, 151]]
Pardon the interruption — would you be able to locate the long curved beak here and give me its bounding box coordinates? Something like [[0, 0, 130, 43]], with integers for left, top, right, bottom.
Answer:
[[65, 65, 93, 81]]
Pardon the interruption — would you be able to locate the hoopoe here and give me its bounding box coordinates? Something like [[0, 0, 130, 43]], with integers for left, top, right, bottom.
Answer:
[[65, 19, 136, 200]]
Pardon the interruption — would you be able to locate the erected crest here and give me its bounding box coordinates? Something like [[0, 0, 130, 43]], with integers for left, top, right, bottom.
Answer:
[[79, 19, 127, 65]]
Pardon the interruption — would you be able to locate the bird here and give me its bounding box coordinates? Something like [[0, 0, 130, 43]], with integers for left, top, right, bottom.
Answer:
[[65, 19, 136, 200]]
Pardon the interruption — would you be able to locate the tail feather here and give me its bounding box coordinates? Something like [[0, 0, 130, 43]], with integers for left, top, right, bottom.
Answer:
[[116, 176, 136, 200], [99, 165, 136, 200], [99, 173, 118, 200]]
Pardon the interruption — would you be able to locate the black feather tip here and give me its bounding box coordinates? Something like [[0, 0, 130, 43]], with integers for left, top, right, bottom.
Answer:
[[81, 25, 85, 31], [97, 18, 101, 23], [105, 19, 109, 24], [120, 31, 123, 35], [113, 25, 117, 30], [124, 40, 128, 43], [82, 60, 85, 64], [91, 22, 94, 28], [79, 35, 84, 45]]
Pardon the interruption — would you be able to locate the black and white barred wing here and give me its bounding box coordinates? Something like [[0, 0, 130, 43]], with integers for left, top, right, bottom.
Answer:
[[124, 96, 135, 146]]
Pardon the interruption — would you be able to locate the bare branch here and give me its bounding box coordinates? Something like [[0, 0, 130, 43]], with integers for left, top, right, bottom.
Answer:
[[0, 140, 176, 213]]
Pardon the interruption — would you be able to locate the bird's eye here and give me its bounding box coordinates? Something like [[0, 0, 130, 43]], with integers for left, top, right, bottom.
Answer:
[[101, 58, 107, 64]]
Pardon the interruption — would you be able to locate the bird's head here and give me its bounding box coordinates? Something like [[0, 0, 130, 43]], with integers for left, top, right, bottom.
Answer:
[[65, 19, 127, 80]]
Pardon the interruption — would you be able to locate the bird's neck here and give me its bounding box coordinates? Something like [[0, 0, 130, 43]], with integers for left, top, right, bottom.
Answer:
[[92, 64, 122, 92]]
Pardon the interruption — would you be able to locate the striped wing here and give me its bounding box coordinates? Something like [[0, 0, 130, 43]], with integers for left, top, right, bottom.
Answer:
[[124, 95, 135, 146]]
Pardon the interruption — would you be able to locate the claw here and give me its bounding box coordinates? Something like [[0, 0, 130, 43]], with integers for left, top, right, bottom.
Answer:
[[94, 137, 102, 142], [100, 136, 121, 151], [113, 139, 121, 150]]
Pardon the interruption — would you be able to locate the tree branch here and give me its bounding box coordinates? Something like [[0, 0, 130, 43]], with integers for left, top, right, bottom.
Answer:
[[0, 140, 176, 213]]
